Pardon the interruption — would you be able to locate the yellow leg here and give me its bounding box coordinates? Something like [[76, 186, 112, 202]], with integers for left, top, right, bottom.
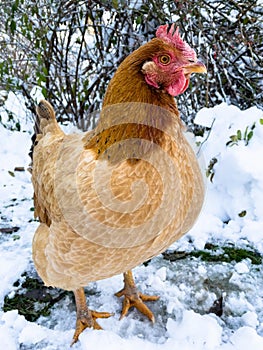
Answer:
[[115, 270, 160, 323], [71, 287, 113, 346]]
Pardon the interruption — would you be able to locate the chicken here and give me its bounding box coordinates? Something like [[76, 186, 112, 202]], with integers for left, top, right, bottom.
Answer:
[[31, 24, 206, 345]]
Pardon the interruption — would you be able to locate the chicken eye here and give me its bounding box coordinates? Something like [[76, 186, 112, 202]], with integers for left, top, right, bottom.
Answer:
[[159, 54, 171, 65]]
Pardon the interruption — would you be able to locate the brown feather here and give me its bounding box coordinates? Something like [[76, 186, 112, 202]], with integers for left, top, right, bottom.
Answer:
[[31, 36, 205, 291]]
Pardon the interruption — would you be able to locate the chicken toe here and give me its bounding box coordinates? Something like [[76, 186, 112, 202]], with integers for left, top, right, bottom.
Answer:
[[71, 288, 113, 346], [115, 270, 159, 322]]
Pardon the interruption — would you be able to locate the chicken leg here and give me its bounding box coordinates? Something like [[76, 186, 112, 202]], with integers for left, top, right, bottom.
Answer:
[[71, 288, 113, 346], [115, 270, 160, 322]]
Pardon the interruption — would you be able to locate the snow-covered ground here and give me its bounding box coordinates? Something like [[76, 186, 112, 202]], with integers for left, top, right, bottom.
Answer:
[[0, 93, 263, 349]]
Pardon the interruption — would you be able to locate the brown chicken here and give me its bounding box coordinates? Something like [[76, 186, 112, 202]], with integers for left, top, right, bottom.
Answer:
[[31, 24, 206, 345]]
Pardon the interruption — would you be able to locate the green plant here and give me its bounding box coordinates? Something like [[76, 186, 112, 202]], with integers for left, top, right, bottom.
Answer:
[[0, 0, 262, 129], [206, 157, 218, 182], [226, 123, 256, 147], [163, 243, 262, 265], [3, 273, 69, 322]]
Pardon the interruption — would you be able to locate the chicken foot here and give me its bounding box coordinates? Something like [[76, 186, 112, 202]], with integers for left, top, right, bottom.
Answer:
[[115, 270, 160, 322], [71, 287, 113, 346]]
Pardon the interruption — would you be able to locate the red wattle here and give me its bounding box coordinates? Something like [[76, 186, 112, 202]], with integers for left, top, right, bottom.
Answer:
[[167, 76, 189, 96]]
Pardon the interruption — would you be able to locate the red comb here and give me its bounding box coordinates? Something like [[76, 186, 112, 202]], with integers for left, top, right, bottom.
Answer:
[[156, 24, 196, 58]]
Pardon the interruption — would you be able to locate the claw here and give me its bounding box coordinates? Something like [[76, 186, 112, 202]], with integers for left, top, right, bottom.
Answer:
[[71, 308, 114, 346], [71, 288, 113, 346], [115, 270, 159, 322]]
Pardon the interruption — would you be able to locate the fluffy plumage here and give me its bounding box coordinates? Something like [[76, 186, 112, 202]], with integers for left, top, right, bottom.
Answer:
[[31, 24, 206, 343]]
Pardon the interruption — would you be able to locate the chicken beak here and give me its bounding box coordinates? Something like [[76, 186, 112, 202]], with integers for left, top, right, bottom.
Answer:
[[183, 61, 207, 74]]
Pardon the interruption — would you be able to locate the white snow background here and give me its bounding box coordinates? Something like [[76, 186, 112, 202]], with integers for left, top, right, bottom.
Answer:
[[0, 92, 263, 349]]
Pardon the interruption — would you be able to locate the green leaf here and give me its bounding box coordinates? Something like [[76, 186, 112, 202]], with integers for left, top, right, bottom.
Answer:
[[243, 17, 249, 25], [237, 130, 242, 140], [13, 235, 20, 241], [22, 13, 28, 25], [112, 0, 118, 9], [247, 131, 253, 143], [12, 0, 19, 14], [15, 122, 21, 131], [238, 210, 247, 217], [36, 71, 46, 83], [37, 53, 43, 65], [41, 87, 47, 98], [136, 15, 142, 24], [230, 135, 238, 142], [35, 39, 40, 49], [8, 171, 15, 177], [260, 119, 263, 125], [42, 66, 48, 76], [10, 20, 16, 34]]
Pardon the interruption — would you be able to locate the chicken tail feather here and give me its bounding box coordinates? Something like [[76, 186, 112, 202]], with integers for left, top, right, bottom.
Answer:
[[29, 100, 59, 164]]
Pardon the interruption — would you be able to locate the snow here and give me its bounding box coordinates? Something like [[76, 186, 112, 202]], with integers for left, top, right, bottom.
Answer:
[[0, 94, 263, 349], [190, 103, 263, 252], [234, 262, 249, 274], [167, 311, 222, 349]]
